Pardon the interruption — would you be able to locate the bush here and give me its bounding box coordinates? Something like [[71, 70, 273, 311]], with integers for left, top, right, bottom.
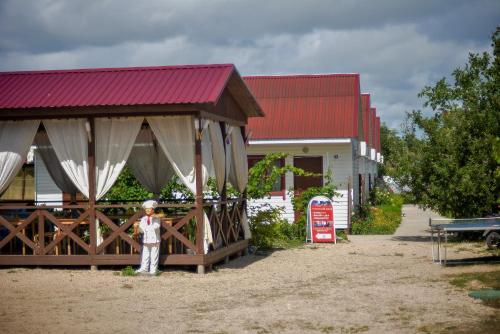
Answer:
[[352, 189, 403, 235], [248, 204, 304, 250], [290, 171, 340, 236], [120, 266, 137, 276]]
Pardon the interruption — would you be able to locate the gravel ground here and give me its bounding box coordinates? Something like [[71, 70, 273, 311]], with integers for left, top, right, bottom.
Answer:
[[1, 205, 498, 334]]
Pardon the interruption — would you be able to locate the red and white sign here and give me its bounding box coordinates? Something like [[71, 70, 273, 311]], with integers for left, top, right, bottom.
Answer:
[[307, 196, 336, 243]]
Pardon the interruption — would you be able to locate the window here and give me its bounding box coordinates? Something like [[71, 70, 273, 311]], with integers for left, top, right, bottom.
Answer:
[[247, 155, 285, 195], [0, 164, 35, 201]]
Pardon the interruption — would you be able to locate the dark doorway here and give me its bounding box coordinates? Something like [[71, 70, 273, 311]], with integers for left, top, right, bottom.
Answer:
[[359, 174, 365, 206], [294, 156, 323, 221], [294, 156, 323, 191]]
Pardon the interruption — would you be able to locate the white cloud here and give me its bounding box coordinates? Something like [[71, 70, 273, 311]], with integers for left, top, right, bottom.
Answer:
[[0, 0, 497, 129]]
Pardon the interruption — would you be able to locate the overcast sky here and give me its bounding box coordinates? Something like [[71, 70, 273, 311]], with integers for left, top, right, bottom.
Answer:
[[0, 0, 498, 129]]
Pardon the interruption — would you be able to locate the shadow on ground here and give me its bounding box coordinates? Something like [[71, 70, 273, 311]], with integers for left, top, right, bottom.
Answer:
[[441, 256, 500, 267], [218, 249, 277, 270], [391, 235, 432, 242]]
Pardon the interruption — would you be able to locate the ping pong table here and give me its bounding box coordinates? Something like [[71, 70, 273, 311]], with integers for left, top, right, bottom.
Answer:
[[429, 217, 500, 265]]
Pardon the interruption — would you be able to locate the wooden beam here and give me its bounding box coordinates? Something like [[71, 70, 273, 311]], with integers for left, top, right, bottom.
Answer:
[[37, 210, 44, 255], [194, 119, 204, 255], [95, 211, 142, 254], [0, 104, 205, 121], [0, 211, 38, 250], [88, 117, 96, 255], [0, 240, 248, 266], [198, 110, 245, 127], [202, 239, 249, 266]]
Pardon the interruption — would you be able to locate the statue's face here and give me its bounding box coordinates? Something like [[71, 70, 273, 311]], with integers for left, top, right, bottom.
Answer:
[[145, 207, 154, 215]]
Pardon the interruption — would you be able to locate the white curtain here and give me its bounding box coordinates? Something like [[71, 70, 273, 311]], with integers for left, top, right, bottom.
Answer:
[[201, 122, 214, 190], [0, 120, 40, 194], [229, 125, 251, 240], [147, 116, 197, 193], [147, 116, 213, 253], [45, 117, 142, 246], [95, 117, 143, 200], [127, 128, 175, 197], [208, 121, 225, 193], [229, 126, 249, 192], [34, 131, 80, 195], [43, 119, 90, 197], [242, 211, 251, 239]]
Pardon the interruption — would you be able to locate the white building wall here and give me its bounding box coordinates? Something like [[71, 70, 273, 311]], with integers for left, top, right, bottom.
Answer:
[[247, 141, 353, 229], [35, 151, 62, 205], [351, 139, 360, 209]]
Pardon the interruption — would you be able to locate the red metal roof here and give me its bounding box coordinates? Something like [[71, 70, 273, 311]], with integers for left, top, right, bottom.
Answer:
[[0, 64, 239, 109], [244, 74, 361, 139], [361, 94, 371, 144]]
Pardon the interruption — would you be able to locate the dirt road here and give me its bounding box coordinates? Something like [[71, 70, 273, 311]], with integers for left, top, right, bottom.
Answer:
[[1, 205, 498, 333]]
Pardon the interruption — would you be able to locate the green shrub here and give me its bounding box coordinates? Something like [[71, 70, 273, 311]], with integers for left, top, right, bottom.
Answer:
[[352, 189, 403, 235], [289, 171, 340, 238], [248, 204, 305, 250], [121, 266, 137, 276]]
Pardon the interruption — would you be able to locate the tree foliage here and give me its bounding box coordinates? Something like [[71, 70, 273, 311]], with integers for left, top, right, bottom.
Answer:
[[104, 166, 152, 201], [394, 28, 500, 218], [247, 152, 314, 200]]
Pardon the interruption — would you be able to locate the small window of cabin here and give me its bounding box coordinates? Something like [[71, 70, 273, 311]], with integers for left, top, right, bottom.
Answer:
[[247, 155, 285, 195]]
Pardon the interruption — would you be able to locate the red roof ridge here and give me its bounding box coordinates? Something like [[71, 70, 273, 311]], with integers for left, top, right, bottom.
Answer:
[[243, 73, 359, 79], [0, 63, 235, 76]]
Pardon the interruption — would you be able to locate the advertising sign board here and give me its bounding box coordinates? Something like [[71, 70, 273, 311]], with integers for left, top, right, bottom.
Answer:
[[306, 196, 336, 243]]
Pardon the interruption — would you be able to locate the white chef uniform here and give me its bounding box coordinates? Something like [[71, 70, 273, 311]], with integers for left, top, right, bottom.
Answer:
[[136, 201, 161, 274]]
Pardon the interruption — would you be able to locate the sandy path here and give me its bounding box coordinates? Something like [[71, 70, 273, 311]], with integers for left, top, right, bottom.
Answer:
[[1, 205, 498, 333]]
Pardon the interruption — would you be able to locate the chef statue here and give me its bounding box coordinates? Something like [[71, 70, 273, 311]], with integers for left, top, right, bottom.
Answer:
[[134, 200, 161, 275]]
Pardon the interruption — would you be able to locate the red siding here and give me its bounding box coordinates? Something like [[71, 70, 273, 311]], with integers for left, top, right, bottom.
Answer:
[[244, 74, 361, 139], [0, 64, 235, 109]]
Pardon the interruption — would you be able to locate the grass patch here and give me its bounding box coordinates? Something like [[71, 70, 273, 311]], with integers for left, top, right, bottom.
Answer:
[[120, 266, 137, 276], [449, 270, 500, 289], [418, 314, 500, 333], [449, 270, 500, 309]]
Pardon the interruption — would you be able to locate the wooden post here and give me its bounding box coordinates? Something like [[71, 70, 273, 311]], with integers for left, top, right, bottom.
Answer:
[[240, 126, 248, 241], [37, 210, 44, 255], [88, 118, 97, 269], [194, 119, 204, 259], [220, 122, 228, 244]]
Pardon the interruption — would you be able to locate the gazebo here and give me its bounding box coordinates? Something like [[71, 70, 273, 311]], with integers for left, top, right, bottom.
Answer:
[[0, 64, 263, 273]]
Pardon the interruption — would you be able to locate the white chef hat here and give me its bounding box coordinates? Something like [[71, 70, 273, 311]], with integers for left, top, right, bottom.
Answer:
[[142, 200, 158, 209]]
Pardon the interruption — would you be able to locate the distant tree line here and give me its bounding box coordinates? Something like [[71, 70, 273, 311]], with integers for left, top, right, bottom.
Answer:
[[380, 28, 500, 218]]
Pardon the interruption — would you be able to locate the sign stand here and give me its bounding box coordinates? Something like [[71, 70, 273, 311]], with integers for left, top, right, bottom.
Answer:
[[306, 195, 336, 243]]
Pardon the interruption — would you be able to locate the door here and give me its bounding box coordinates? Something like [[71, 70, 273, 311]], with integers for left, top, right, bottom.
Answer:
[[293, 156, 323, 221]]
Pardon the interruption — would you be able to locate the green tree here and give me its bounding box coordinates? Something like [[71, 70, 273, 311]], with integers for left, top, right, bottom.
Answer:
[[404, 28, 500, 217], [104, 166, 151, 201], [379, 123, 407, 179]]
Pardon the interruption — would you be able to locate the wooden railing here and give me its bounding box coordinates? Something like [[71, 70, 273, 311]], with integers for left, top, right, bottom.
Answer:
[[0, 198, 248, 267]]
